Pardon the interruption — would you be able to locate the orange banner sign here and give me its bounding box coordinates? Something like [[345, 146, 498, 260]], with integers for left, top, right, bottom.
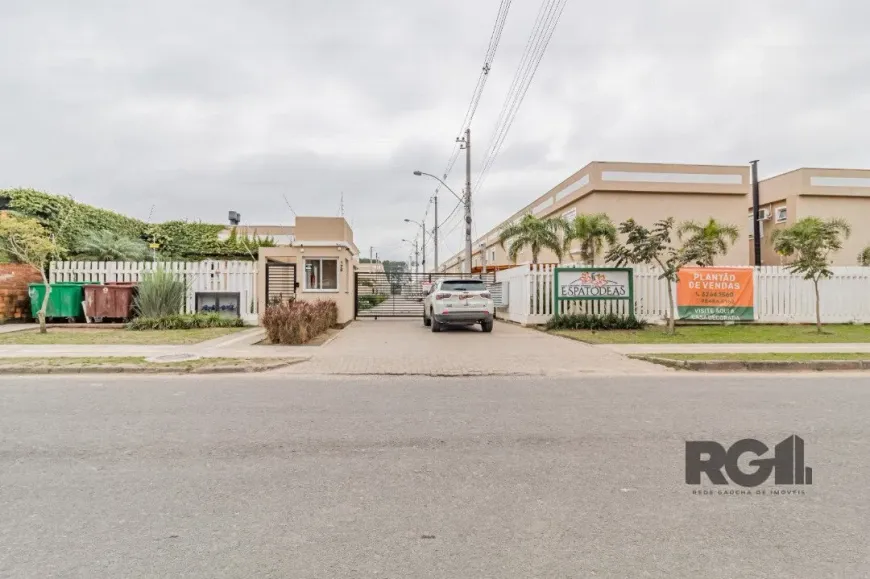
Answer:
[[677, 267, 754, 321]]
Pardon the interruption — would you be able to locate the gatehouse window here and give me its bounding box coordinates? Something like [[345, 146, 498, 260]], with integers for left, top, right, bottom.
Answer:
[[304, 258, 339, 291]]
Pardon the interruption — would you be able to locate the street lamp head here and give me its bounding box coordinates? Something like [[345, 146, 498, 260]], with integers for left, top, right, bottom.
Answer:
[[413, 170, 422, 176], [404, 218, 411, 223]]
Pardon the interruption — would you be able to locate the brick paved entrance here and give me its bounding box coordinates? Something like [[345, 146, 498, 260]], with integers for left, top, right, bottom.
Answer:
[[282, 319, 669, 376]]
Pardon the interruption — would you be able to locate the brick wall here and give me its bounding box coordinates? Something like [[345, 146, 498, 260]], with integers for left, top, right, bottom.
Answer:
[[0, 264, 43, 322]]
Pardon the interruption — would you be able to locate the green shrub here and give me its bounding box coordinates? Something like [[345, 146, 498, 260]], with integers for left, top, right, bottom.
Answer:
[[262, 300, 338, 344], [546, 312, 647, 331], [127, 313, 245, 330], [134, 268, 186, 317], [358, 294, 387, 310]]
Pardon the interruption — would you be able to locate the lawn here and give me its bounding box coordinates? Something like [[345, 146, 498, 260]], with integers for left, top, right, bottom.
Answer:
[[0, 356, 300, 372], [0, 327, 247, 345], [639, 352, 870, 362], [551, 324, 870, 344]]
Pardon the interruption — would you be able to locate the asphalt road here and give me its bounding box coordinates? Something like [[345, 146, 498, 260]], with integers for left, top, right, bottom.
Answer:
[[1, 374, 868, 578]]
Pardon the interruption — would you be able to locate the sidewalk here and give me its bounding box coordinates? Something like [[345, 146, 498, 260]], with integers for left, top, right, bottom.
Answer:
[[602, 343, 870, 354], [0, 328, 314, 359]]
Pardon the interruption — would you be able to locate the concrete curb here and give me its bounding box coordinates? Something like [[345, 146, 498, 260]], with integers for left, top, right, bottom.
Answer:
[[0, 359, 306, 375], [630, 355, 870, 372]]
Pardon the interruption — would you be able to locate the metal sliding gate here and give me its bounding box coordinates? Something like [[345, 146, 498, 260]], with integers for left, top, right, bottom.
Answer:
[[265, 262, 296, 305], [355, 271, 498, 319]]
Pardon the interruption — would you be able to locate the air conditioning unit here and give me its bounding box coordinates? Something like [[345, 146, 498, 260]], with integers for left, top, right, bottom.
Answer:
[[758, 208, 771, 221]]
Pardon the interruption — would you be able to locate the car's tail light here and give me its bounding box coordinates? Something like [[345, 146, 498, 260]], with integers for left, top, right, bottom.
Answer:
[[435, 292, 452, 299], [479, 292, 491, 299]]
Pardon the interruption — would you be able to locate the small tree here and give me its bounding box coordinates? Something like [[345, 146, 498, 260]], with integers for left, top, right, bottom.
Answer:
[[859, 245, 870, 267], [677, 218, 740, 266], [771, 217, 851, 332], [605, 218, 688, 334], [497, 213, 564, 264], [0, 216, 60, 333], [562, 213, 617, 266]]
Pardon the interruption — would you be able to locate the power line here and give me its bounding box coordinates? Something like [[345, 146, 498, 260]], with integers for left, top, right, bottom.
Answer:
[[425, 0, 514, 265], [474, 0, 568, 194]]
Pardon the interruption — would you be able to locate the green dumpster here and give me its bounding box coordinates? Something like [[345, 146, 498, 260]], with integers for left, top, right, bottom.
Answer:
[[28, 282, 96, 320]]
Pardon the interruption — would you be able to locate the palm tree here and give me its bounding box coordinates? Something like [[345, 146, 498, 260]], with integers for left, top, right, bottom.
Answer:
[[677, 218, 740, 266], [562, 213, 617, 266], [73, 230, 151, 261], [497, 213, 564, 264], [859, 245, 870, 266], [770, 217, 851, 332]]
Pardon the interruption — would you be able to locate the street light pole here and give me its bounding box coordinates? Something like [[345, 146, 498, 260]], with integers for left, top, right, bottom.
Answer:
[[404, 218, 427, 273], [433, 192, 439, 271], [402, 238, 419, 275], [413, 170, 464, 274]]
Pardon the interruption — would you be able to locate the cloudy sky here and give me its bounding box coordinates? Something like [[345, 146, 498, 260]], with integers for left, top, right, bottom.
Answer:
[[1, 0, 868, 264]]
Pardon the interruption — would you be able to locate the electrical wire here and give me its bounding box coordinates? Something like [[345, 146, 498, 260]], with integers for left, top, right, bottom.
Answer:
[[424, 0, 513, 266], [474, 0, 568, 195]]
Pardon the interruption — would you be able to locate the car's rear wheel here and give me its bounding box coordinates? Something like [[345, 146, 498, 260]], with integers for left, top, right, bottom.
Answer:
[[481, 319, 493, 333], [431, 311, 442, 332]]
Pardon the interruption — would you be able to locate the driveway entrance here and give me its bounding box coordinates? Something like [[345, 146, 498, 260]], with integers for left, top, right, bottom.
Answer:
[[283, 319, 668, 376]]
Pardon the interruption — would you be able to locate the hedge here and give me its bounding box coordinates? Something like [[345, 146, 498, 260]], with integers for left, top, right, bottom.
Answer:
[[0, 188, 275, 261]]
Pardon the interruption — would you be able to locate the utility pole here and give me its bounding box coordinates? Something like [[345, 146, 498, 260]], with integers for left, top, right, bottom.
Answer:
[[421, 223, 426, 274], [750, 160, 761, 266], [458, 128, 472, 274], [433, 192, 439, 271], [414, 238, 420, 275], [369, 246, 373, 262]]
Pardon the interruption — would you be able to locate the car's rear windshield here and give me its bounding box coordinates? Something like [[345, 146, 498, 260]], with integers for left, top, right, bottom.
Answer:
[[441, 280, 487, 291]]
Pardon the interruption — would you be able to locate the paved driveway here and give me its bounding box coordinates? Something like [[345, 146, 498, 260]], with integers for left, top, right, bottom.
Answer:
[[284, 319, 667, 376]]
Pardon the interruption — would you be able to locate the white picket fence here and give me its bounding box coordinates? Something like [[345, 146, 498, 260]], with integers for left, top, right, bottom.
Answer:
[[50, 260, 258, 323], [495, 263, 870, 325]]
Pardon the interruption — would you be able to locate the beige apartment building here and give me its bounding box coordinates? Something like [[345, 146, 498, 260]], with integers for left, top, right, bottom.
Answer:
[[439, 161, 751, 273], [754, 168, 870, 266]]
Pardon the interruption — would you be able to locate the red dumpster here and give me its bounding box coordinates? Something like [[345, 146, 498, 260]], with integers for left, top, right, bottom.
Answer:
[[83, 284, 136, 321]]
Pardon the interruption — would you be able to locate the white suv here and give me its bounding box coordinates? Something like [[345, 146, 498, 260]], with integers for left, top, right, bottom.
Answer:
[[423, 278, 494, 333]]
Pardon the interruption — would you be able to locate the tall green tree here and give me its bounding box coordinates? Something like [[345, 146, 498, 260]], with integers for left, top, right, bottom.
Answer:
[[770, 217, 851, 332], [562, 213, 617, 266], [677, 218, 740, 266], [605, 218, 688, 334], [0, 216, 61, 333], [859, 245, 870, 267], [497, 214, 564, 264], [381, 260, 408, 295]]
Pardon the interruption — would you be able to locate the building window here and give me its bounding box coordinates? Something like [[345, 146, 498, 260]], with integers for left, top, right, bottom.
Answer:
[[489, 249, 496, 262], [775, 206, 787, 223], [562, 208, 577, 222], [304, 258, 338, 291]]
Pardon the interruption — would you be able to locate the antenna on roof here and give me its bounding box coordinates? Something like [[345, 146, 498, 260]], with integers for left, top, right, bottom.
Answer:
[[281, 194, 297, 218], [339, 192, 345, 217]]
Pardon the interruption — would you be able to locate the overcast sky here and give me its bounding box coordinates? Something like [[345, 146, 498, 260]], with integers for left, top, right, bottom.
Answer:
[[1, 0, 868, 264]]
